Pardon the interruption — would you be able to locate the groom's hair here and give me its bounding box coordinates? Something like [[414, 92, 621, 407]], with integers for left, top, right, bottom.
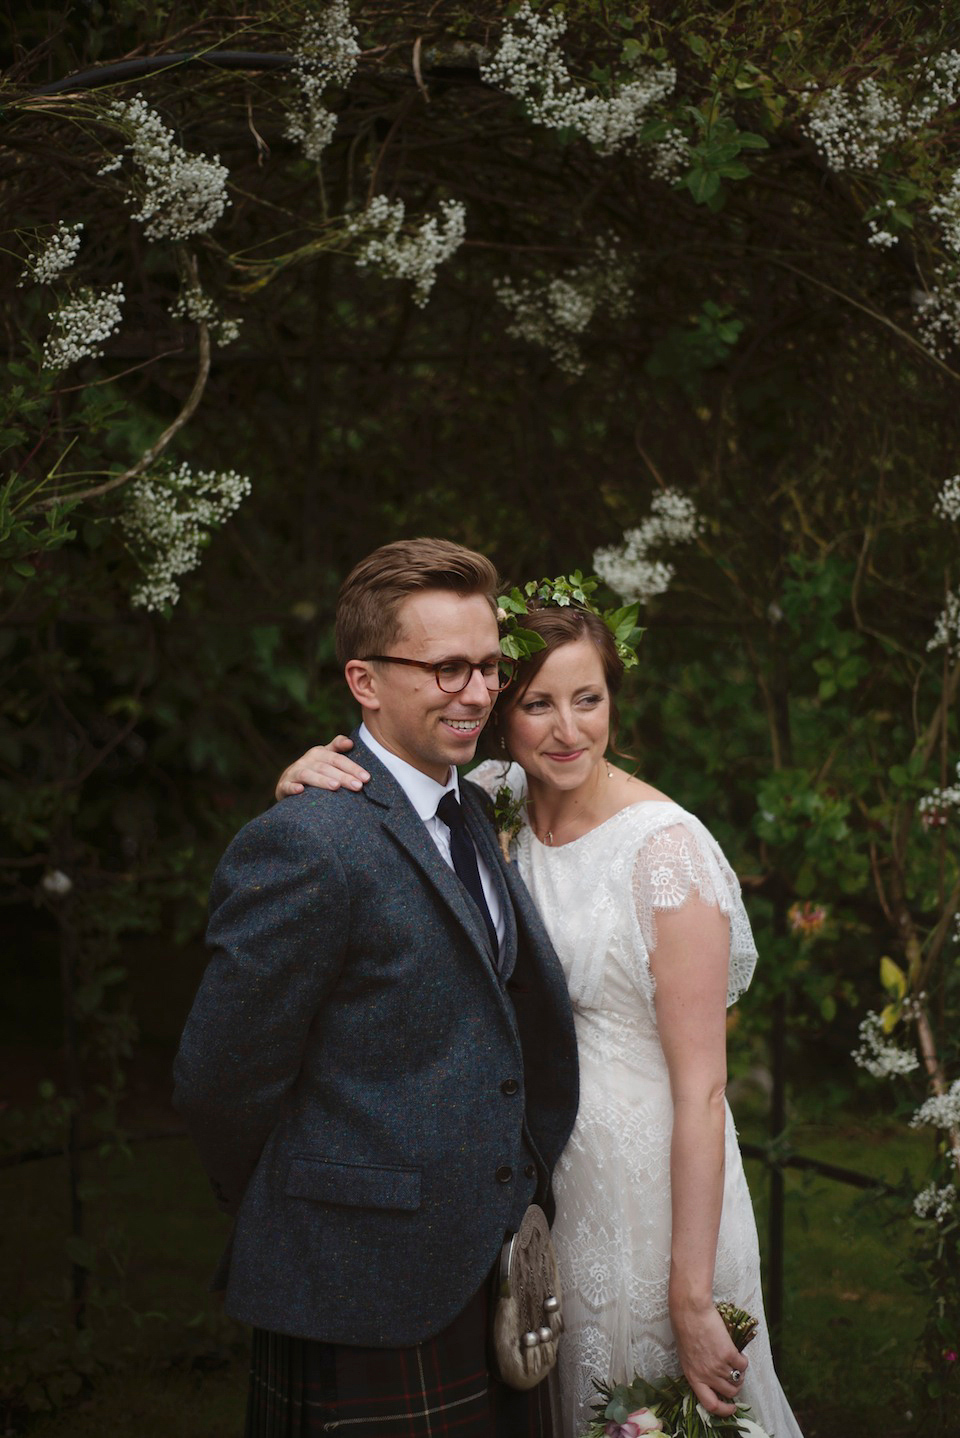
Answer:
[[335, 538, 499, 666]]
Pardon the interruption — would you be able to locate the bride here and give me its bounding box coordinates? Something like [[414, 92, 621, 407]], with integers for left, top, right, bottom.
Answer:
[[276, 592, 804, 1438]]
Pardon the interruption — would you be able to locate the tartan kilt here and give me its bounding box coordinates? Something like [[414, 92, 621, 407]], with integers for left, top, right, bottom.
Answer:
[[245, 1279, 555, 1438]]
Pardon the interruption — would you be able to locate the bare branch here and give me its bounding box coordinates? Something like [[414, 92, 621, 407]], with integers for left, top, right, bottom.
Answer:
[[913, 1000, 960, 1183], [31, 314, 211, 512]]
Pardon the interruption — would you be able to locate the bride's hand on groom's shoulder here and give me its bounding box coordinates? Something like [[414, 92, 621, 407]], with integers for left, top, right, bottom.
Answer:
[[275, 737, 370, 799], [671, 1301, 747, 1418]]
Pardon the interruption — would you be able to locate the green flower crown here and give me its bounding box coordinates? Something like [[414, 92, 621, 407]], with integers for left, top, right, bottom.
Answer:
[[497, 570, 643, 670]]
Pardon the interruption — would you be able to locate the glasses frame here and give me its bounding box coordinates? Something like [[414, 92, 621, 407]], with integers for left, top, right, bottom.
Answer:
[[361, 654, 516, 694]]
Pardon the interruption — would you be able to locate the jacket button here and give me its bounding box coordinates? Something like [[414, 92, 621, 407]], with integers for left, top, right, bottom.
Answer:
[[524, 1163, 536, 1180], [501, 1078, 519, 1095], [495, 1165, 513, 1183]]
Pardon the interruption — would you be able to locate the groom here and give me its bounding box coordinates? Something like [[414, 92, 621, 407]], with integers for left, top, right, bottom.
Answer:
[[173, 537, 578, 1435]]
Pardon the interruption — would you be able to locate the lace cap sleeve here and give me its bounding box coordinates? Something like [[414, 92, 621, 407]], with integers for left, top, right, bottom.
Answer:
[[465, 759, 527, 804], [631, 814, 758, 1007]]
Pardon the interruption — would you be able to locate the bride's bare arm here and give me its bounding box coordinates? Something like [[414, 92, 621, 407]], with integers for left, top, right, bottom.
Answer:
[[651, 900, 747, 1416], [275, 736, 370, 799]]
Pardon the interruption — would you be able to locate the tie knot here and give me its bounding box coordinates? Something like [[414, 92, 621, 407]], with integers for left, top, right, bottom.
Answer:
[[436, 791, 464, 830]]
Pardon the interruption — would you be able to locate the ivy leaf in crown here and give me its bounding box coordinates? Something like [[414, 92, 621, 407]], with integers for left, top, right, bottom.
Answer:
[[497, 569, 643, 669]]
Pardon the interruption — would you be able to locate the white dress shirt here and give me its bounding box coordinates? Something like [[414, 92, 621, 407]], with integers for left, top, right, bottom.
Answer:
[[359, 723, 505, 957]]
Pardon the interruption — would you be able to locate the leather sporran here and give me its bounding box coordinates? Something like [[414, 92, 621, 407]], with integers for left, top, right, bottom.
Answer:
[[493, 1203, 563, 1390]]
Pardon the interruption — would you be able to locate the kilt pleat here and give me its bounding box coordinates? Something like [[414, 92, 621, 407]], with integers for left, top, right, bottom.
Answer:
[[247, 1326, 308, 1437], [244, 1280, 554, 1438]]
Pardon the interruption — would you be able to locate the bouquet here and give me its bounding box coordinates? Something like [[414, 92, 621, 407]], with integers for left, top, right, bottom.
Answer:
[[580, 1304, 772, 1438]]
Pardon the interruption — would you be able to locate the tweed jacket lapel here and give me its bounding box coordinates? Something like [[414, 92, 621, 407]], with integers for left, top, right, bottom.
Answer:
[[349, 735, 499, 971]]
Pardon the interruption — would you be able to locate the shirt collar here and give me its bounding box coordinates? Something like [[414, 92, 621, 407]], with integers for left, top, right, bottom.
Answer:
[[359, 723, 460, 822]]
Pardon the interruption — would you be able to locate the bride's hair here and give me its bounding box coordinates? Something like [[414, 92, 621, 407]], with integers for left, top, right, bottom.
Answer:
[[483, 602, 627, 757]]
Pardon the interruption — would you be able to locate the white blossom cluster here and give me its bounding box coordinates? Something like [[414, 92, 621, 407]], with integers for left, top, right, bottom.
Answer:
[[906, 50, 960, 128], [18, 221, 83, 287], [494, 235, 632, 376], [866, 199, 900, 250], [170, 283, 242, 346], [914, 1182, 958, 1224], [851, 1010, 920, 1080], [122, 461, 251, 611], [802, 55, 960, 335], [42, 282, 124, 370], [914, 281, 960, 357], [927, 475, 960, 650], [935, 473, 960, 523], [918, 760, 960, 828], [593, 488, 701, 605], [911, 1078, 960, 1132], [285, 3, 360, 161], [649, 126, 690, 183], [928, 588, 960, 655], [918, 787, 960, 826], [481, 2, 675, 157], [803, 76, 908, 172], [348, 195, 466, 307], [930, 169, 960, 255], [804, 54, 960, 175], [910, 170, 960, 356], [41, 869, 73, 898], [101, 95, 230, 241]]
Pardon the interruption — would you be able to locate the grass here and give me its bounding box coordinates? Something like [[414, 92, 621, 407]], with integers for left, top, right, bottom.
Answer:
[[738, 1107, 927, 1436], [15, 1366, 246, 1438], [2, 1135, 248, 1436], [1, 932, 933, 1438], [2, 1102, 930, 1436]]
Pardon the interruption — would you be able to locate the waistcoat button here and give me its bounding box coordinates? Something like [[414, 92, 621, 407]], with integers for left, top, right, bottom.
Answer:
[[495, 1165, 513, 1183]]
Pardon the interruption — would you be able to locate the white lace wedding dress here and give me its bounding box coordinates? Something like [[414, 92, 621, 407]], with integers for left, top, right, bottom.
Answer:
[[470, 763, 803, 1438]]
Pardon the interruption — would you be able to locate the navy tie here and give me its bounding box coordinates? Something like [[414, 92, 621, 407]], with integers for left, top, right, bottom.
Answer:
[[436, 791, 499, 959]]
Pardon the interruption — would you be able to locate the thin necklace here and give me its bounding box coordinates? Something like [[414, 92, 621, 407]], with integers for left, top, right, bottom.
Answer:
[[537, 763, 614, 845]]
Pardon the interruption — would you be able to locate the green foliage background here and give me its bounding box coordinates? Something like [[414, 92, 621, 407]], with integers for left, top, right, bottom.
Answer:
[[2, 1, 959, 1432]]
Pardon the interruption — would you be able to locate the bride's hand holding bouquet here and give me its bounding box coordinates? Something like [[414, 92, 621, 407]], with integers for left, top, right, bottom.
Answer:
[[580, 1304, 772, 1438]]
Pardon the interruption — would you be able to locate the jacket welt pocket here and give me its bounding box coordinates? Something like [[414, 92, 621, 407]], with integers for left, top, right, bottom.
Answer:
[[285, 1156, 422, 1212]]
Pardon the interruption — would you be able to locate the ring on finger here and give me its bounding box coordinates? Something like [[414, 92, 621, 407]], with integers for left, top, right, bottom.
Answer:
[[728, 1368, 742, 1385]]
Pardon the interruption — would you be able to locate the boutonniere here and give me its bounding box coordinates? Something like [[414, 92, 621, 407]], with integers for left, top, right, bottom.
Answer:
[[494, 783, 525, 862]]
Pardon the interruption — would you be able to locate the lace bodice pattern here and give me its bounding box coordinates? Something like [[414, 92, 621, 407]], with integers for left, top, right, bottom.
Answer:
[[469, 761, 803, 1438]]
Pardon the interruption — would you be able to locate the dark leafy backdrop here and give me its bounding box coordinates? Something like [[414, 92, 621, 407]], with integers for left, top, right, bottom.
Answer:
[[2, 3, 959, 1433]]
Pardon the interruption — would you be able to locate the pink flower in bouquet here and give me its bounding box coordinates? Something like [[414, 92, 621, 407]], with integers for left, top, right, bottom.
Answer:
[[602, 1404, 665, 1436], [603, 1412, 664, 1437], [944, 1348, 958, 1363], [626, 1411, 664, 1432]]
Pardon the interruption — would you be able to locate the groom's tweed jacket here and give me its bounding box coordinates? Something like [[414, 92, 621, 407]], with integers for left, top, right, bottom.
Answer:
[[173, 732, 579, 1347]]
